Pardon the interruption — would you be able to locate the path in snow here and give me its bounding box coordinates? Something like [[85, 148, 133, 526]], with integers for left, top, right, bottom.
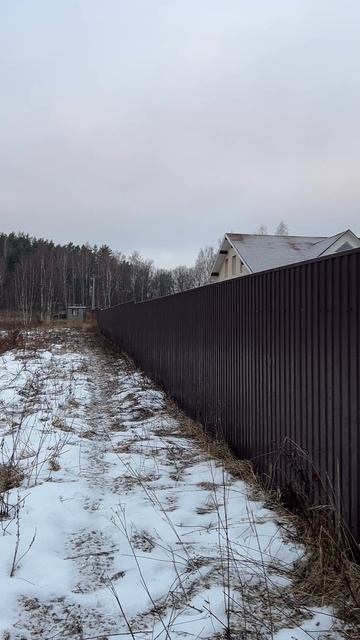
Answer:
[[0, 328, 346, 639]]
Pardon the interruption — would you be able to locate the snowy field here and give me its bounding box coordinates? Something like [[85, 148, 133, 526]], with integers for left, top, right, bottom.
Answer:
[[0, 328, 347, 639]]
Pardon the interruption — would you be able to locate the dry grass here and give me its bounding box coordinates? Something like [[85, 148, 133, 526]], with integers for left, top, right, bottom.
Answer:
[[131, 530, 156, 553], [48, 456, 61, 472], [0, 329, 25, 355], [0, 310, 98, 328], [96, 331, 360, 635], [0, 311, 25, 330], [289, 525, 360, 633], [0, 464, 23, 493], [0, 464, 23, 520], [166, 401, 262, 493], [25, 327, 353, 638], [164, 402, 360, 636]]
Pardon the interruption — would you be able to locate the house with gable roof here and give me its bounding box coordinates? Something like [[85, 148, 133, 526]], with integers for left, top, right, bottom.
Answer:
[[211, 229, 360, 282]]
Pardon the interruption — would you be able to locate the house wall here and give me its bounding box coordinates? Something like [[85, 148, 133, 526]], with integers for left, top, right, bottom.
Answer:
[[217, 246, 249, 281], [321, 230, 360, 256]]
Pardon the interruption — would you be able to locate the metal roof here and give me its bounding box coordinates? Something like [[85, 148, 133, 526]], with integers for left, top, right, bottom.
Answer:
[[220, 231, 348, 273]]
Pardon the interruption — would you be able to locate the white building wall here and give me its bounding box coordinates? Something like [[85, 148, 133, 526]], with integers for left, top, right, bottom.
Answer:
[[217, 247, 249, 281], [321, 230, 360, 255]]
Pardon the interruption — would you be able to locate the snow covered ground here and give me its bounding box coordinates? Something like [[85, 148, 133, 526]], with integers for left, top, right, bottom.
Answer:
[[0, 328, 346, 639]]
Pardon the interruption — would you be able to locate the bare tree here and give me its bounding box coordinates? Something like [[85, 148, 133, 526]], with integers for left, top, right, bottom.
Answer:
[[96, 245, 119, 308], [150, 269, 174, 298], [172, 265, 195, 292], [14, 256, 37, 324], [193, 246, 216, 287], [0, 232, 227, 318], [275, 221, 288, 236], [33, 246, 56, 321], [257, 225, 268, 235], [129, 251, 154, 302]]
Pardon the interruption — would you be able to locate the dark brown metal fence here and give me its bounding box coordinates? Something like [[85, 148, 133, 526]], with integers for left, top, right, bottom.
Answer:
[[97, 248, 360, 542]]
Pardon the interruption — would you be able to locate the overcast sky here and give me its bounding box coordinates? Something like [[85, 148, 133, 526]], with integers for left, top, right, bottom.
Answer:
[[1, 1, 359, 267]]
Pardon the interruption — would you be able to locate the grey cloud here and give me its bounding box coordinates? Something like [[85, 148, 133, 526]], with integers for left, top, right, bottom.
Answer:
[[1, 1, 360, 267]]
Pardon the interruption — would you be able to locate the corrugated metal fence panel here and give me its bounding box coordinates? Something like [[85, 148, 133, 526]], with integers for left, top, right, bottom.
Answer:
[[97, 249, 360, 541]]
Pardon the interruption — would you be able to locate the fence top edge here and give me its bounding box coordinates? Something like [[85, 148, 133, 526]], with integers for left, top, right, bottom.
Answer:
[[97, 246, 360, 312]]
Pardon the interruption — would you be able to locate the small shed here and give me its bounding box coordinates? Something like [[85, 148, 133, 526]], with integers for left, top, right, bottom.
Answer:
[[67, 306, 87, 321]]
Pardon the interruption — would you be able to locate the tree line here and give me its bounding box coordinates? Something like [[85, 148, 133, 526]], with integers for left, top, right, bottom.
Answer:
[[0, 233, 216, 323], [0, 222, 288, 323]]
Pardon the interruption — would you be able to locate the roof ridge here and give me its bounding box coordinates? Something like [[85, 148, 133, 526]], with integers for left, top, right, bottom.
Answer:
[[226, 232, 327, 239]]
